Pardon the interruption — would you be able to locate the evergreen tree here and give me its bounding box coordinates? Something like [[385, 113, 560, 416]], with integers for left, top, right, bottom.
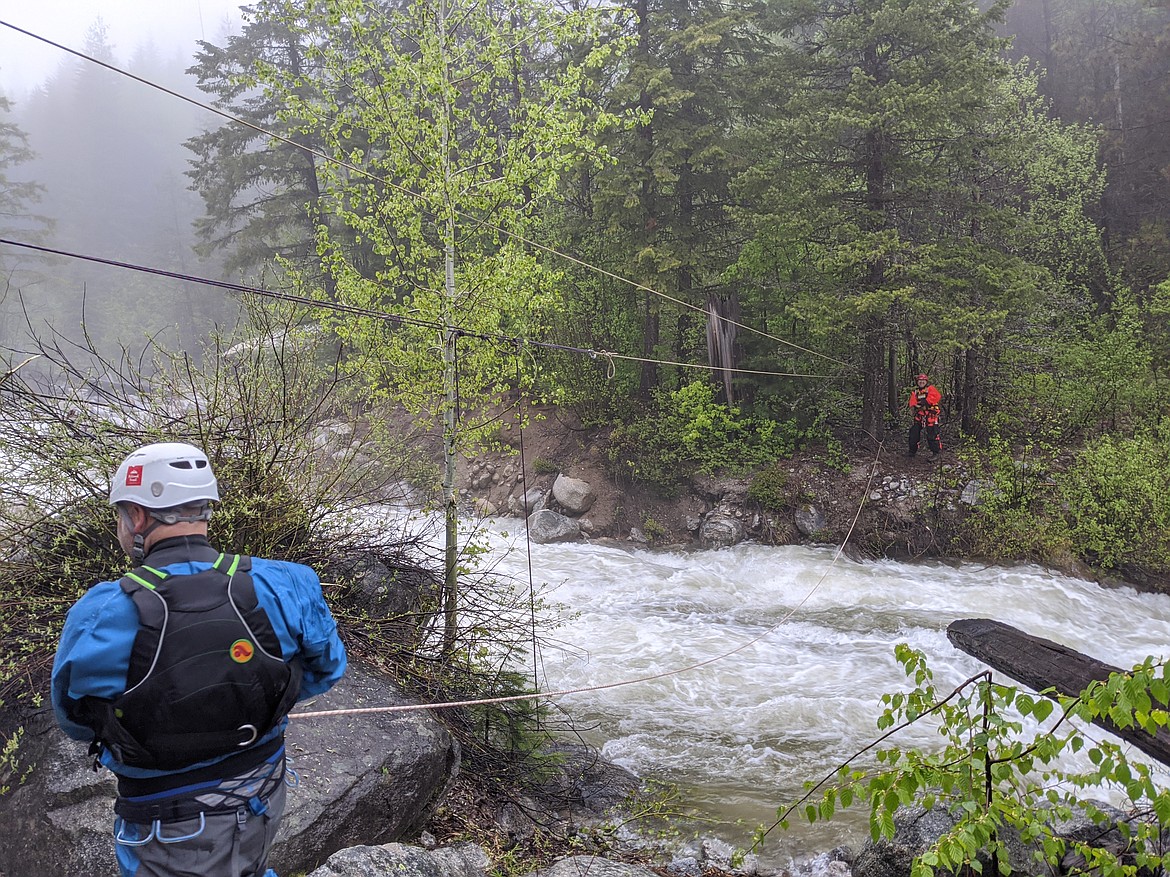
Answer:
[[0, 91, 45, 242], [0, 92, 43, 238], [570, 0, 782, 403], [13, 20, 232, 352], [185, 2, 344, 286], [0, 81, 49, 347], [734, 0, 1105, 439], [1003, 0, 1170, 293]]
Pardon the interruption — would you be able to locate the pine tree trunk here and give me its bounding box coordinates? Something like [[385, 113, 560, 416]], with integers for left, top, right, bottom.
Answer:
[[962, 346, 979, 435], [861, 319, 884, 443], [636, 0, 658, 399]]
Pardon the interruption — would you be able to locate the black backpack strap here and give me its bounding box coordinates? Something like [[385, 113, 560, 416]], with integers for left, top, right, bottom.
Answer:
[[219, 553, 304, 728], [119, 566, 170, 690], [120, 564, 170, 593], [221, 555, 284, 659]]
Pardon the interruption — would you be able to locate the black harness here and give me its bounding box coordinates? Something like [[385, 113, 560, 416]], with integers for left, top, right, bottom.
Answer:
[[84, 551, 302, 772]]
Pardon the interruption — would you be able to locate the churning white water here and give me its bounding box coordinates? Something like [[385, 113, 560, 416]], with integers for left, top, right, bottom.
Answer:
[[480, 525, 1170, 864]]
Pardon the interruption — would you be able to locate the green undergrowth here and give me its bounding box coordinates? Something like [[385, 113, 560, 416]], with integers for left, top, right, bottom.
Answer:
[[607, 380, 800, 488], [767, 644, 1170, 877], [957, 423, 1170, 577], [0, 307, 567, 808]]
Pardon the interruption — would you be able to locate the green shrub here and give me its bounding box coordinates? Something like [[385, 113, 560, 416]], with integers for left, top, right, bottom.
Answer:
[[959, 438, 1073, 564], [0, 305, 441, 722], [607, 381, 798, 487], [1057, 425, 1170, 571], [642, 517, 667, 542], [748, 465, 790, 512], [774, 645, 1170, 877], [961, 425, 1170, 573], [992, 303, 1155, 443], [531, 457, 558, 475]]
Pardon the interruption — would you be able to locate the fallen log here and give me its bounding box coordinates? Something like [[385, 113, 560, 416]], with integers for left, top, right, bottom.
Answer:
[[946, 617, 1170, 767]]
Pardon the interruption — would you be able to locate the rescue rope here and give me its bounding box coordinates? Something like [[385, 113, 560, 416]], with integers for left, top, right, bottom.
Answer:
[[0, 238, 836, 383], [0, 19, 899, 729], [514, 354, 542, 694]]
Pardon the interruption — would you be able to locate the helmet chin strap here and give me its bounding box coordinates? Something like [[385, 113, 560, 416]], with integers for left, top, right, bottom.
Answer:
[[130, 520, 164, 564]]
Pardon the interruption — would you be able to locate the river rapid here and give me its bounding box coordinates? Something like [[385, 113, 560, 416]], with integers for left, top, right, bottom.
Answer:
[[479, 524, 1170, 867]]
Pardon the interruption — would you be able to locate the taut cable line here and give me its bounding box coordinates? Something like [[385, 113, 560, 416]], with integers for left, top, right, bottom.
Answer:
[[0, 230, 886, 719], [0, 237, 836, 380], [0, 17, 852, 370]]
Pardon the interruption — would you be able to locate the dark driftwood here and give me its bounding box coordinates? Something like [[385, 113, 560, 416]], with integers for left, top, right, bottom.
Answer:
[[946, 617, 1170, 767]]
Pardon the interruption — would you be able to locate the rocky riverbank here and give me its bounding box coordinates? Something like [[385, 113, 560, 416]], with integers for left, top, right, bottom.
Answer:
[[453, 404, 1170, 595], [458, 406, 988, 560]]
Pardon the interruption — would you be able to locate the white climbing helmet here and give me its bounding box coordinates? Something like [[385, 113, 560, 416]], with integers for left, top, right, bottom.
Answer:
[[109, 442, 220, 509]]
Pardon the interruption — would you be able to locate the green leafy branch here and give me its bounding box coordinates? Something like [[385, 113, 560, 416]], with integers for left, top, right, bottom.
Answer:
[[757, 644, 1170, 877]]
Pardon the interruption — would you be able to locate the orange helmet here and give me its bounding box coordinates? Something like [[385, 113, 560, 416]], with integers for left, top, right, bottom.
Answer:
[[916, 373, 928, 381]]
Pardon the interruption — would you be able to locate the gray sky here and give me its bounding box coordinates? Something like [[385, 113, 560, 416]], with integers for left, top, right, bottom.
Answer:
[[0, 0, 242, 96]]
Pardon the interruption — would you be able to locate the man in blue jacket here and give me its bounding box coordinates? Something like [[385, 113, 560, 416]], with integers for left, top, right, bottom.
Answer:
[[52, 442, 348, 877]]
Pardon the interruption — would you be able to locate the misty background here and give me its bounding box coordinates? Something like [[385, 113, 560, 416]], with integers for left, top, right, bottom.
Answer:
[[0, 5, 242, 358], [0, 0, 1167, 363]]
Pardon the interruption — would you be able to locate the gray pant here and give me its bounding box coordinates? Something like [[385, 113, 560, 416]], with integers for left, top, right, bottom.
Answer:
[[114, 773, 286, 877]]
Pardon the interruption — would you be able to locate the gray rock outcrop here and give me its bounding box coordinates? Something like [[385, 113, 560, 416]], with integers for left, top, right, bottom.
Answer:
[[0, 661, 459, 877], [306, 841, 490, 877], [851, 801, 1147, 877], [306, 848, 663, 877], [333, 554, 440, 648], [534, 856, 661, 877], [511, 487, 546, 516], [794, 504, 827, 539], [699, 513, 742, 548], [272, 663, 460, 873], [527, 509, 582, 543]]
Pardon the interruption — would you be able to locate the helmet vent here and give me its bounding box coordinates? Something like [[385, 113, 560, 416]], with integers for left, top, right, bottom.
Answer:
[[168, 460, 207, 470]]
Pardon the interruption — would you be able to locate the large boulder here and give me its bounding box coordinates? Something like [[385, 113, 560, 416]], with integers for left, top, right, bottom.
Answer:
[[0, 662, 459, 877], [493, 741, 641, 847], [508, 487, 547, 517], [552, 475, 596, 515], [794, 504, 827, 539], [273, 662, 460, 873], [527, 509, 581, 544], [699, 513, 743, 548], [851, 804, 1037, 877], [307, 841, 490, 877], [330, 553, 440, 648], [534, 856, 661, 877]]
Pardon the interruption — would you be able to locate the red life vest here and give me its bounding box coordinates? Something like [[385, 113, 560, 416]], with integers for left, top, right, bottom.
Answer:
[[909, 386, 941, 425]]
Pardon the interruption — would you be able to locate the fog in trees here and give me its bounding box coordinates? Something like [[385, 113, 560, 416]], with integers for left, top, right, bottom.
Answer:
[[0, 0, 1165, 430], [1, 19, 237, 358]]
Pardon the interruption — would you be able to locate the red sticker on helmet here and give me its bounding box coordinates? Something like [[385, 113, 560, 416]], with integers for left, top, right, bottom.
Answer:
[[125, 465, 143, 486]]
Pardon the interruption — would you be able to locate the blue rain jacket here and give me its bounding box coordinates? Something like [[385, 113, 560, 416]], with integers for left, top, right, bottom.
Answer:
[[51, 536, 347, 780]]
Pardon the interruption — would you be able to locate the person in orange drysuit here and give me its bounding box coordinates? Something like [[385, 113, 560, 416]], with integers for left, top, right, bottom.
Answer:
[[907, 373, 942, 459]]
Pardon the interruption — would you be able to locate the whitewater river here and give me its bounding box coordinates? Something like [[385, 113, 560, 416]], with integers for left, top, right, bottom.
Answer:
[[477, 523, 1170, 867]]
